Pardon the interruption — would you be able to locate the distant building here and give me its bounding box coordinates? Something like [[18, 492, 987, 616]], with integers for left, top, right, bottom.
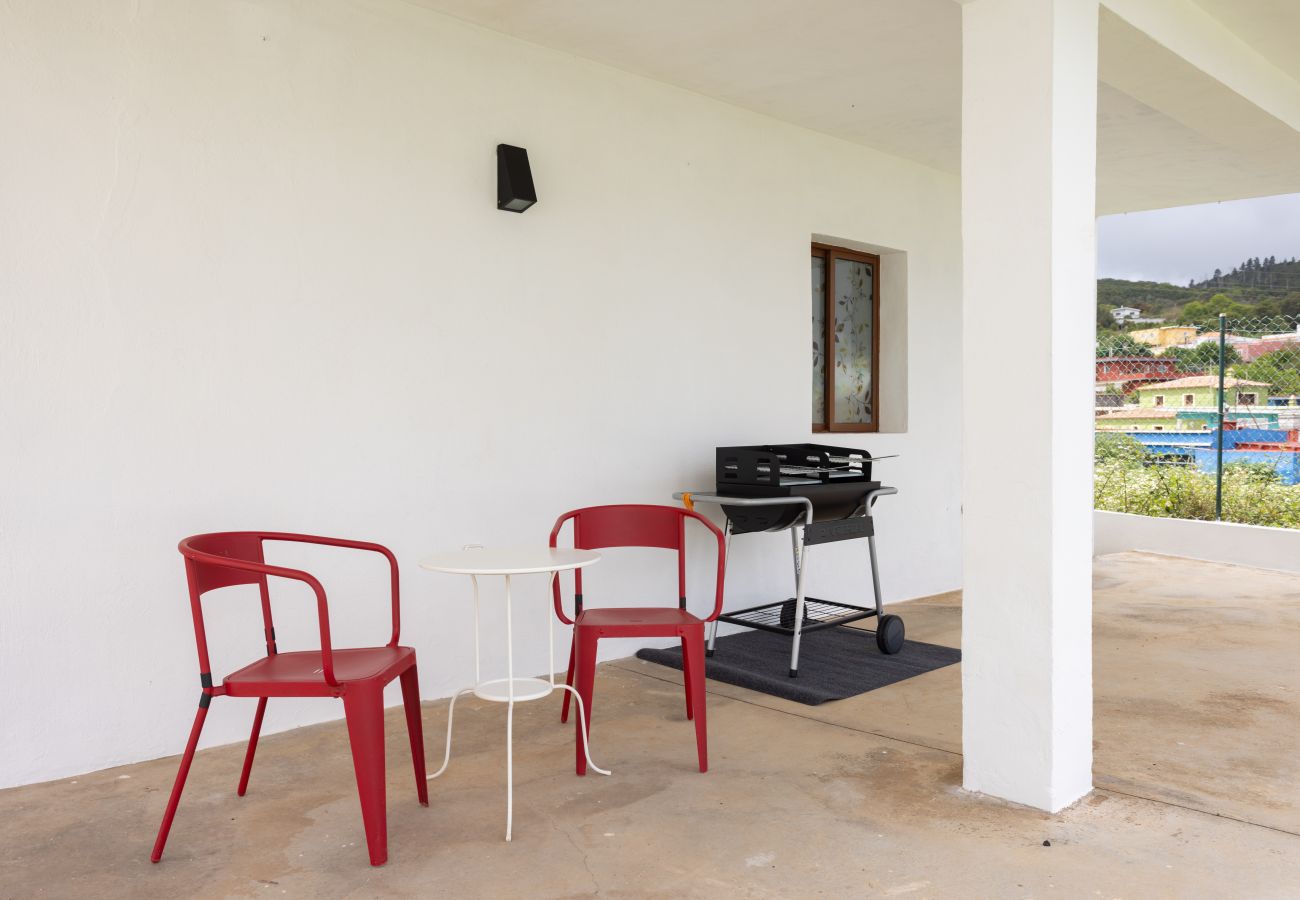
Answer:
[[1095, 408, 1186, 431], [1134, 375, 1271, 409], [1095, 356, 1178, 384], [1190, 331, 1257, 350], [1260, 324, 1300, 342], [1238, 334, 1300, 362], [1179, 409, 1279, 429], [1129, 325, 1199, 349], [1192, 427, 1300, 485], [1108, 306, 1165, 325], [1093, 406, 1280, 432]]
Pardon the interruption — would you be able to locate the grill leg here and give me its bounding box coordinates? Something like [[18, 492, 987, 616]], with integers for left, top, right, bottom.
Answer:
[[867, 531, 884, 617], [707, 522, 732, 658], [789, 526, 809, 678]]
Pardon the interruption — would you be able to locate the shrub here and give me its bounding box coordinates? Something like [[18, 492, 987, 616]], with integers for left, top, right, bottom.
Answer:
[[1094, 450, 1300, 528]]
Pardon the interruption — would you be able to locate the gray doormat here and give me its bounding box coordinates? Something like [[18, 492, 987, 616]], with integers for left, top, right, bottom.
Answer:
[[635, 627, 961, 706]]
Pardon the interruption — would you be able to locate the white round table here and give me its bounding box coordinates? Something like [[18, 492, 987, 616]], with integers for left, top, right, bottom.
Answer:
[[419, 546, 609, 841]]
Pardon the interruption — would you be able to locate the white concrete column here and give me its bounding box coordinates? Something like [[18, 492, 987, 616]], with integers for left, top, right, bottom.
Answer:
[[960, 0, 1097, 811]]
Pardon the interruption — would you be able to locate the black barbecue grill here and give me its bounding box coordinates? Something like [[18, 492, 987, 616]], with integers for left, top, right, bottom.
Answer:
[[676, 442, 901, 678]]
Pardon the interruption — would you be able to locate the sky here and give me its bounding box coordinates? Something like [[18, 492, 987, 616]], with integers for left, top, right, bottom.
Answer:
[[1097, 192, 1300, 285]]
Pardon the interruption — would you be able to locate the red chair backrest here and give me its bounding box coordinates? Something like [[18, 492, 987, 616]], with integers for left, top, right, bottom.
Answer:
[[181, 532, 270, 595], [549, 504, 726, 622], [176, 531, 401, 690], [178, 532, 280, 683], [567, 504, 686, 552]]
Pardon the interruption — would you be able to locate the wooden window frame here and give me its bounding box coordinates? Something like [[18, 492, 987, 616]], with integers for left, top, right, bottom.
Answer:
[[812, 242, 881, 433]]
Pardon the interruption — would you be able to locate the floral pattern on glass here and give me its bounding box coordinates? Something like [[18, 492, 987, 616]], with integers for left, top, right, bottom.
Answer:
[[811, 256, 826, 424], [832, 258, 873, 424]]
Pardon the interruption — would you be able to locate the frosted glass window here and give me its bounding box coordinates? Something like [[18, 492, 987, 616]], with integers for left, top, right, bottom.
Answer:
[[832, 258, 873, 424], [811, 245, 879, 431], [812, 256, 826, 425]]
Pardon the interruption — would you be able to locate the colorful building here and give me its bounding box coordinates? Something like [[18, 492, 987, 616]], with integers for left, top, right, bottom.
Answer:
[[1094, 408, 1201, 431], [1129, 325, 1199, 349], [1237, 336, 1300, 362], [1179, 409, 1280, 429], [1191, 428, 1300, 485], [1134, 375, 1270, 409], [1095, 356, 1178, 384]]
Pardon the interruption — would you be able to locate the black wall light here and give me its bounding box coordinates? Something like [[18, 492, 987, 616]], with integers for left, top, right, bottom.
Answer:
[[497, 144, 537, 213]]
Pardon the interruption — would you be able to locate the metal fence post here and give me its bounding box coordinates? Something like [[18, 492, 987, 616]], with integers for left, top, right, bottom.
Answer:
[[1215, 312, 1226, 520]]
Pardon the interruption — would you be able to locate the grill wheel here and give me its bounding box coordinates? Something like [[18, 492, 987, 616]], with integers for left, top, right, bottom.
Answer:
[[875, 614, 905, 655]]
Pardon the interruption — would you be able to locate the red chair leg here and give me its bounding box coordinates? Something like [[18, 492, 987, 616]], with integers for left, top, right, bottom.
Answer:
[[560, 637, 576, 724], [236, 697, 268, 797], [573, 629, 599, 776], [399, 665, 429, 806], [342, 688, 388, 866], [150, 699, 210, 863], [683, 630, 708, 773], [680, 637, 694, 721]]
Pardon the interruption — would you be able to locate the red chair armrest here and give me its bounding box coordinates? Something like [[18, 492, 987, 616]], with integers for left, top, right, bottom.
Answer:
[[259, 533, 401, 647], [549, 514, 577, 625], [182, 550, 340, 687], [683, 510, 728, 622]]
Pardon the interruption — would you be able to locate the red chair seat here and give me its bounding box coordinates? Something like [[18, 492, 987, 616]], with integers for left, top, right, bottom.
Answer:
[[225, 646, 416, 697], [576, 607, 702, 632]]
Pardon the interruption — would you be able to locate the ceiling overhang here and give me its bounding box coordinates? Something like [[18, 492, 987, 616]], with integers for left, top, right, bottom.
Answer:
[[405, 0, 1300, 213]]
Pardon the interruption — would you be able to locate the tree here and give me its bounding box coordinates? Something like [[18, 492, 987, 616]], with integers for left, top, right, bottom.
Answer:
[[1097, 303, 1118, 330], [1164, 340, 1241, 373], [1235, 348, 1300, 396], [1097, 332, 1153, 358], [1179, 293, 1252, 327]]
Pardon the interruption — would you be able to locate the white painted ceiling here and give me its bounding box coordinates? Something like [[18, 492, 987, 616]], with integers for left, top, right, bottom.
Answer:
[[409, 0, 1300, 213], [1193, 0, 1300, 83], [413, 0, 963, 173]]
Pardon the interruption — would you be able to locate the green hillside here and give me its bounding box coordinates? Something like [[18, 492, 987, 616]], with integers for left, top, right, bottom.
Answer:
[[1099, 255, 1300, 330]]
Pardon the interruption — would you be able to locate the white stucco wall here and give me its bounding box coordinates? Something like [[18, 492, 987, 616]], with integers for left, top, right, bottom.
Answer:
[[0, 0, 962, 789], [1095, 511, 1300, 574]]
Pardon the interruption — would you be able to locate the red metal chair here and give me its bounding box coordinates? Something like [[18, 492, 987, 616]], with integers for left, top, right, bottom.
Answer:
[[150, 532, 427, 867], [550, 505, 725, 775]]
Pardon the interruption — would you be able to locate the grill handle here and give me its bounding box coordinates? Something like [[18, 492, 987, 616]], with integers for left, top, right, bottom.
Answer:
[[850, 485, 899, 517], [673, 492, 815, 528], [675, 486, 897, 522]]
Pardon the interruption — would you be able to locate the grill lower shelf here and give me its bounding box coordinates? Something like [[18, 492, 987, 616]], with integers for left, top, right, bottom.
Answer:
[[717, 596, 879, 637]]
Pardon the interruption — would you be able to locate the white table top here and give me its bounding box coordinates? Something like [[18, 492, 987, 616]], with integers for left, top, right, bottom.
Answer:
[[419, 546, 601, 576]]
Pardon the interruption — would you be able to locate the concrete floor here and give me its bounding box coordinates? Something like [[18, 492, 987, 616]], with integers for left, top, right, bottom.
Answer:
[[2, 551, 1298, 899]]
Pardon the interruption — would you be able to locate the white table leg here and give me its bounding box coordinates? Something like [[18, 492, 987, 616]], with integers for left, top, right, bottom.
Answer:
[[426, 564, 608, 845], [506, 698, 514, 841], [428, 688, 475, 780], [557, 684, 611, 776], [505, 574, 515, 841], [548, 572, 557, 686], [471, 573, 481, 683]]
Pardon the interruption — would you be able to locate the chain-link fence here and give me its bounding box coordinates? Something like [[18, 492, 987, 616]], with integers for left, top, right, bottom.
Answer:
[[1095, 314, 1300, 528]]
